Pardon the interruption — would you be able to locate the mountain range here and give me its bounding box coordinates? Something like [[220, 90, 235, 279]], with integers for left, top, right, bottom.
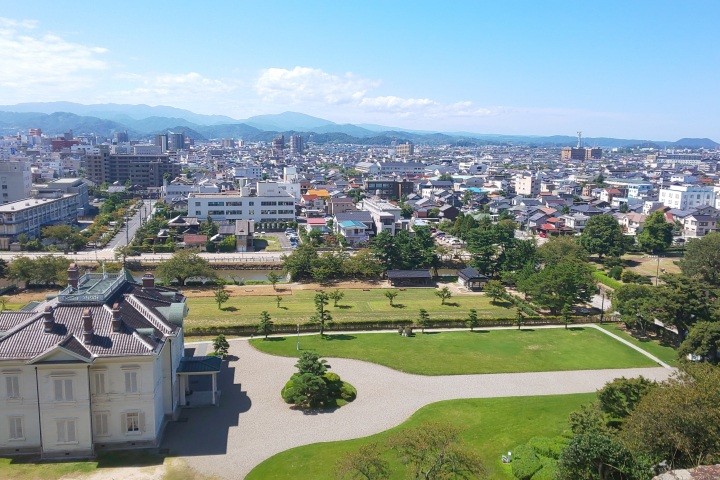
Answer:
[[0, 102, 716, 149]]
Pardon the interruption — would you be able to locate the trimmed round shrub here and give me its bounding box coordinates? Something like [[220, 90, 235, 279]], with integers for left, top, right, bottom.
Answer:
[[339, 381, 357, 401], [280, 375, 298, 404], [511, 444, 542, 480]]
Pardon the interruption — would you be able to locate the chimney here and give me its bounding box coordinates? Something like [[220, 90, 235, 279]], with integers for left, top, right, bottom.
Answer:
[[142, 273, 155, 289], [82, 308, 94, 345], [67, 263, 79, 290], [43, 305, 55, 333], [111, 303, 123, 333]]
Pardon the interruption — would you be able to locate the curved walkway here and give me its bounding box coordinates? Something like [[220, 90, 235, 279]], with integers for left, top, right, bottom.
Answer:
[[162, 339, 673, 479]]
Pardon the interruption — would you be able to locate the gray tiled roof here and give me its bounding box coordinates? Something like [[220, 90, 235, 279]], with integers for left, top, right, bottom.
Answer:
[[0, 281, 184, 361]]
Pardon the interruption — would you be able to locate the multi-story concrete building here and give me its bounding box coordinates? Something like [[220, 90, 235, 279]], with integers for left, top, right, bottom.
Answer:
[[0, 194, 80, 248], [659, 185, 716, 210], [0, 160, 32, 204], [84, 147, 181, 188], [362, 197, 402, 235], [188, 181, 296, 230], [514, 173, 541, 197], [394, 142, 414, 157], [364, 179, 414, 200], [561, 147, 602, 161], [161, 180, 220, 202], [0, 267, 201, 458], [32, 178, 90, 217]]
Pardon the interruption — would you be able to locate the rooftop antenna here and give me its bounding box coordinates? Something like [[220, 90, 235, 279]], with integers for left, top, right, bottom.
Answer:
[[577, 131, 583, 148]]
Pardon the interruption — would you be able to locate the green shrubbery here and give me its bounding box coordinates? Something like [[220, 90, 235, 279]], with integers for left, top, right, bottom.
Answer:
[[511, 436, 569, 480], [281, 351, 356, 409]]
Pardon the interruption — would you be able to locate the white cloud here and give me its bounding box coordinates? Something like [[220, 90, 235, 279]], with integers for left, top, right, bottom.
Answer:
[[0, 17, 107, 93], [255, 66, 503, 121], [256, 67, 378, 105], [103, 72, 238, 106]]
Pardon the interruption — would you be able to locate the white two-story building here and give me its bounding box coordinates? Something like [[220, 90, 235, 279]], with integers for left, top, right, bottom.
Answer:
[[0, 265, 207, 458]]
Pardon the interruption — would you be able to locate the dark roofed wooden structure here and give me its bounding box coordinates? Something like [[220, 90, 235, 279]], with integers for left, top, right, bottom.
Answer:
[[387, 269, 432, 286], [457, 267, 489, 291]]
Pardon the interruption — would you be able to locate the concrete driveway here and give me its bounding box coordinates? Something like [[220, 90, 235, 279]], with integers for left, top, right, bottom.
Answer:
[[161, 338, 672, 479]]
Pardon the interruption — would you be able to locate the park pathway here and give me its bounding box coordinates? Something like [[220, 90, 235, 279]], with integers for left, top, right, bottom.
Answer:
[[162, 338, 673, 479]]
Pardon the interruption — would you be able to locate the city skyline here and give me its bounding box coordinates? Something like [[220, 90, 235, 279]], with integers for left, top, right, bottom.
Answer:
[[0, 1, 717, 140]]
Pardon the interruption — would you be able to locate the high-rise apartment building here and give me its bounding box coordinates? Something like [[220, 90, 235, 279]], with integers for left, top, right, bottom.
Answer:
[[0, 160, 32, 204], [155, 134, 169, 153], [395, 141, 414, 157], [289, 135, 303, 155], [83, 147, 181, 187], [167, 133, 185, 151], [514, 173, 541, 197]]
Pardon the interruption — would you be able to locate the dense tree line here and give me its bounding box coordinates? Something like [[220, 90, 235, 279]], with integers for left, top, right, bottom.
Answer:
[[7, 256, 71, 287]]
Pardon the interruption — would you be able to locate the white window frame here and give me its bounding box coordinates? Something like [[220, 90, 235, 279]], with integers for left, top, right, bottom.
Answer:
[[56, 418, 77, 444], [123, 369, 139, 394], [53, 378, 74, 402], [123, 411, 144, 436], [93, 412, 109, 437], [8, 416, 24, 441], [5, 374, 20, 400], [92, 371, 106, 396]]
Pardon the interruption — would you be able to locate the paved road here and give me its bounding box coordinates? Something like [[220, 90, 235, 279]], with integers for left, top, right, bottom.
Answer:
[[162, 338, 673, 479], [105, 199, 155, 249]]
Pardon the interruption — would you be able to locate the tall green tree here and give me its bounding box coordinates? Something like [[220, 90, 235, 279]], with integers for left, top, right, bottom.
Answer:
[[156, 249, 216, 286], [579, 214, 625, 258], [310, 291, 333, 336], [282, 243, 319, 281], [465, 308, 479, 331], [483, 280, 505, 305], [417, 309, 431, 333], [212, 334, 229, 358], [520, 259, 596, 314], [679, 232, 720, 287], [538, 236, 588, 266], [389, 421, 485, 480], [329, 289, 345, 307], [636, 211, 674, 254], [621, 363, 720, 469], [267, 271, 281, 290], [257, 311, 274, 340], [678, 322, 720, 364], [213, 287, 229, 310], [435, 286, 452, 305], [557, 431, 652, 480], [335, 443, 390, 480]]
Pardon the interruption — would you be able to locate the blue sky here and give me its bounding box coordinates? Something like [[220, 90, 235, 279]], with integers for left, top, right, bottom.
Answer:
[[0, 1, 718, 139]]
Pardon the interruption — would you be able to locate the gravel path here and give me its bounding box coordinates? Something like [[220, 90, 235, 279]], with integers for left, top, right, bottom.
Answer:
[[162, 339, 673, 479]]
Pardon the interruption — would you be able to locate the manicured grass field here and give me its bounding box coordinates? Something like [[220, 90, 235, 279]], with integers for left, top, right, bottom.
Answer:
[[185, 288, 515, 328], [246, 393, 595, 480], [597, 323, 679, 367], [250, 328, 656, 375]]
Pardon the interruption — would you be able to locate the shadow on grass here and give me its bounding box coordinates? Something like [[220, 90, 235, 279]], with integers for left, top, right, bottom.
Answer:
[[264, 337, 287, 342], [470, 329, 491, 334], [443, 302, 461, 307], [324, 334, 356, 341], [493, 300, 513, 308], [567, 327, 586, 332], [96, 451, 165, 468], [336, 304, 353, 309], [222, 306, 238, 312], [517, 328, 536, 332], [422, 331, 441, 335], [391, 303, 406, 309], [277, 306, 288, 310]]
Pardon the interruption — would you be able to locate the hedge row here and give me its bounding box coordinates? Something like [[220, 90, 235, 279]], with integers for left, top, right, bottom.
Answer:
[[184, 316, 606, 337]]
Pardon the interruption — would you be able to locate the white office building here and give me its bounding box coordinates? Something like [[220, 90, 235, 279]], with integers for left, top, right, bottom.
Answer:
[[658, 185, 716, 210], [0, 161, 32, 204], [188, 181, 296, 230]]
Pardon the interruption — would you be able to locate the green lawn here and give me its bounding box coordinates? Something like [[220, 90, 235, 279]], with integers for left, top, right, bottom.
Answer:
[[186, 288, 515, 328], [250, 328, 656, 375], [253, 235, 282, 252], [247, 393, 595, 480], [597, 323, 679, 367]]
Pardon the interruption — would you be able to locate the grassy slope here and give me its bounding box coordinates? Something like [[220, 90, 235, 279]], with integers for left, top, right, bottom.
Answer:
[[597, 323, 679, 367], [247, 393, 595, 480], [251, 328, 656, 375], [186, 288, 515, 328]]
